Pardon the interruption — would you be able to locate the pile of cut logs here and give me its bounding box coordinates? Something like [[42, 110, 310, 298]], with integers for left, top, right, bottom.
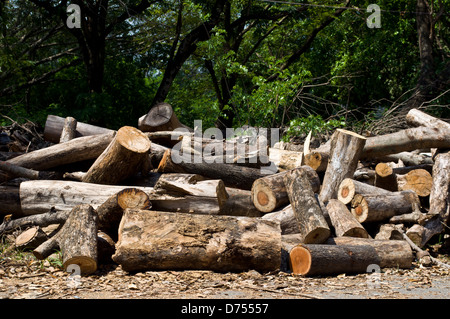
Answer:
[[0, 105, 449, 277]]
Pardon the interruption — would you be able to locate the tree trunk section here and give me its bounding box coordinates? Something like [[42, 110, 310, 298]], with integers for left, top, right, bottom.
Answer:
[[112, 209, 281, 273], [361, 126, 450, 159], [82, 126, 151, 185], [326, 199, 369, 238], [374, 163, 398, 192], [350, 190, 421, 223], [59, 117, 77, 143], [288, 244, 380, 276], [406, 109, 450, 132], [19, 180, 153, 215], [324, 236, 413, 269], [7, 132, 115, 171], [414, 151, 450, 247], [268, 148, 304, 171], [15, 226, 49, 250], [33, 204, 98, 275], [396, 169, 433, 197], [43, 115, 115, 144], [157, 149, 268, 190], [319, 129, 367, 204], [284, 168, 330, 244], [0, 210, 69, 236], [96, 188, 151, 241], [337, 178, 391, 205], [0, 161, 62, 181], [138, 102, 191, 132], [251, 166, 320, 213]]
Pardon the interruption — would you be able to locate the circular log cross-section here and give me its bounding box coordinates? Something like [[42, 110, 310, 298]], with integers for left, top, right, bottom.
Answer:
[[139, 102, 185, 132], [289, 244, 381, 276], [251, 166, 320, 213], [82, 126, 151, 185]]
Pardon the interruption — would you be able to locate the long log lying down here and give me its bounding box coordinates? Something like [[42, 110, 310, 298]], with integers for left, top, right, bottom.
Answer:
[[319, 129, 367, 204], [0, 161, 62, 181], [262, 205, 299, 235], [337, 178, 391, 205], [361, 126, 450, 159], [157, 149, 269, 190], [82, 126, 151, 185], [7, 132, 116, 171], [405, 108, 450, 131], [33, 204, 98, 275], [350, 190, 421, 223], [251, 166, 320, 213], [43, 115, 115, 143], [154, 177, 228, 202], [282, 235, 413, 269], [326, 199, 369, 238], [310, 126, 448, 165], [325, 236, 413, 269], [112, 209, 281, 273], [0, 209, 69, 235], [19, 180, 153, 215], [376, 151, 433, 166], [284, 168, 330, 244], [288, 244, 380, 276]]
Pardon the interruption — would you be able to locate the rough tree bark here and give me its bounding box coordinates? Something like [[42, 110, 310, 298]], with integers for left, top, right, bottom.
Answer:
[[112, 209, 281, 273]]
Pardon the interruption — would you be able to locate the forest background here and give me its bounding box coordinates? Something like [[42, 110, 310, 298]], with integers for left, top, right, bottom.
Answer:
[[0, 0, 448, 142]]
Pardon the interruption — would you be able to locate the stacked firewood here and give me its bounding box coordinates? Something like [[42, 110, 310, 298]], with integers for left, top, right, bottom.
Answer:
[[0, 105, 449, 277]]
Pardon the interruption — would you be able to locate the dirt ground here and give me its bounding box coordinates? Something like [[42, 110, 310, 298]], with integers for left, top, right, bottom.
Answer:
[[1, 251, 449, 301]]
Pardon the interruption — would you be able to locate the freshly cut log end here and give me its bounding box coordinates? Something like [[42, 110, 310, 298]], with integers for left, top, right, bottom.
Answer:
[[304, 151, 328, 172], [375, 163, 393, 178], [289, 244, 381, 276], [351, 194, 369, 223], [15, 226, 48, 250], [397, 169, 432, 197], [117, 188, 151, 210], [139, 102, 186, 132], [252, 179, 279, 213], [350, 191, 420, 223], [289, 245, 312, 275], [82, 126, 151, 185], [251, 166, 320, 213]]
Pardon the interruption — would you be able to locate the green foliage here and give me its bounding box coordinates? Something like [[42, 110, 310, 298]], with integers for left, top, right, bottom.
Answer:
[[282, 114, 346, 142], [1, 0, 448, 132]]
